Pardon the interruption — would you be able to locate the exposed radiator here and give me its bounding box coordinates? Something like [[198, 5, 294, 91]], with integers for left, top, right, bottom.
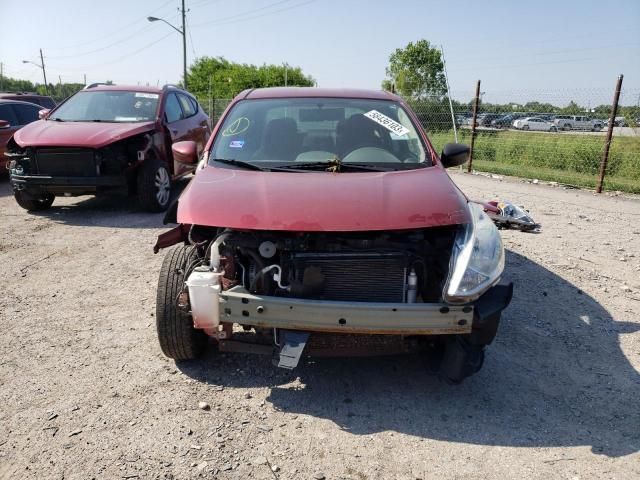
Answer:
[[291, 251, 408, 303], [35, 148, 97, 177]]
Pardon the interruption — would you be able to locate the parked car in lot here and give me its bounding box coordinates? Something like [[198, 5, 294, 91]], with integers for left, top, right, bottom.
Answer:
[[604, 116, 626, 128], [477, 113, 502, 127], [491, 114, 518, 128], [553, 115, 603, 131], [513, 116, 558, 132], [6, 84, 210, 212], [0, 92, 56, 109], [153, 87, 513, 384], [0, 100, 43, 174]]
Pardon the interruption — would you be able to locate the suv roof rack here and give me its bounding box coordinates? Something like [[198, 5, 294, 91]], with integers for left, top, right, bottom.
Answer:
[[84, 82, 113, 89]]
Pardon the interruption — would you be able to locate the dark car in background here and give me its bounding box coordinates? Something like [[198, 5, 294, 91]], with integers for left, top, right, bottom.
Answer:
[[0, 92, 56, 109], [491, 114, 518, 129], [477, 113, 502, 127], [6, 84, 210, 212], [0, 100, 42, 174]]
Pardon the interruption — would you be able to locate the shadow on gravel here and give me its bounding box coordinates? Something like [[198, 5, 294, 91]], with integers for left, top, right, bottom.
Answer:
[[21, 178, 190, 228], [179, 250, 640, 458], [0, 177, 13, 197]]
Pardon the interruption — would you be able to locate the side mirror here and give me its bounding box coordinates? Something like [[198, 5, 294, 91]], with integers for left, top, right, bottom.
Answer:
[[0, 120, 10, 129], [440, 143, 470, 168], [172, 140, 198, 164], [38, 109, 51, 119]]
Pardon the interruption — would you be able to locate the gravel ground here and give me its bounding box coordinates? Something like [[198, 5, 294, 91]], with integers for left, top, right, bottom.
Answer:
[[1, 171, 639, 480]]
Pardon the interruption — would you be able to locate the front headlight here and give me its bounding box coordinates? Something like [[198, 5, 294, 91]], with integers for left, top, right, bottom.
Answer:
[[444, 202, 505, 304]]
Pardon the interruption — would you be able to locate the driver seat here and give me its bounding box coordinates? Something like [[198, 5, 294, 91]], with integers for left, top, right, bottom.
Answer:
[[336, 114, 384, 157]]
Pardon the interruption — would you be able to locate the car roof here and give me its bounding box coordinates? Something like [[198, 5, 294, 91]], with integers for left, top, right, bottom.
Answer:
[[241, 87, 399, 101], [83, 85, 164, 94], [0, 99, 42, 107]]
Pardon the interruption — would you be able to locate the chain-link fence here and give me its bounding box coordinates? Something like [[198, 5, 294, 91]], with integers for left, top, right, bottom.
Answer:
[[199, 83, 640, 194]]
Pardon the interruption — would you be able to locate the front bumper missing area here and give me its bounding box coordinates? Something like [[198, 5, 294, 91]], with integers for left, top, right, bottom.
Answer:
[[219, 286, 474, 335]]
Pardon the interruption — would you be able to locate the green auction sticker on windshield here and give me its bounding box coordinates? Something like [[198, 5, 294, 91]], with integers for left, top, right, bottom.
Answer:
[[364, 110, 410, 136]]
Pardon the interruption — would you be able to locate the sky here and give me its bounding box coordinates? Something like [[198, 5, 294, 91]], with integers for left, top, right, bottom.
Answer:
[[1, 0, 639, 105]]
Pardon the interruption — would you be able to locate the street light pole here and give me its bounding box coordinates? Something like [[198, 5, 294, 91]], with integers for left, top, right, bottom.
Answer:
[[22, 49, 49, 95], [181, 0, 187, 91], [148, 2, 188, 90]]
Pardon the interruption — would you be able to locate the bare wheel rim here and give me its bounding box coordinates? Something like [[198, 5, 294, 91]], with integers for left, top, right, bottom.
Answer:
[[155, 167, 170, 206]]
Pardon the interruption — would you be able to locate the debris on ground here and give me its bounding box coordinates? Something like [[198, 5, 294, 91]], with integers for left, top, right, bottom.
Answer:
[[482, 200, 541, 232]]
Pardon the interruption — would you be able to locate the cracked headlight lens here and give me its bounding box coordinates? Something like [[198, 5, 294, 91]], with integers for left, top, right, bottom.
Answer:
[[444, 202, 505, 303]]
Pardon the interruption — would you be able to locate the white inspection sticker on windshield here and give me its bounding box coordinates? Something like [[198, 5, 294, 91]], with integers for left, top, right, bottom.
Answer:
[[364, 110, 410, 136], [135, 92, 159, 99]]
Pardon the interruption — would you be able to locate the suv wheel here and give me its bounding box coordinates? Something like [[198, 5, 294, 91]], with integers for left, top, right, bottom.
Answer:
[[137, 158, 171, 212], [14, 191, 55, 212], [156, 245, 208, 360]]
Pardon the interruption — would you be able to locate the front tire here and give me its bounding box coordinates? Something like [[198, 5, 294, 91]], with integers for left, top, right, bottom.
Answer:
[[137, 158, 171, 212], [156, 245, 207, 360], [14, 191, 54, 211]]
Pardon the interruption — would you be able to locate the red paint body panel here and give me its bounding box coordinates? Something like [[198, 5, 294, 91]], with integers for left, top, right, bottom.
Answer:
[[177, 166, 470, 231], [13, 119, 157, 149]]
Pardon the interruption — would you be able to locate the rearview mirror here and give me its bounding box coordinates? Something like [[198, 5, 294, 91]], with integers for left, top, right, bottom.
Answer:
[[440, 143, 470, 168], [0, 120, 10, 129], [172, 140, 198, 164], [38, 109, 51, 119]]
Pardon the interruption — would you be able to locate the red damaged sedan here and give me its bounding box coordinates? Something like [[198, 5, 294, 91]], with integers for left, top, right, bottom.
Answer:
[[154, 87, 512, 384]]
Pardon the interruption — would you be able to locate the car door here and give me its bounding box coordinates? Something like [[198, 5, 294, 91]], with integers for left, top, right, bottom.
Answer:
[[177, 93, 209, 154], [163, 92, 193, 178], [0, 104, 23, 170]]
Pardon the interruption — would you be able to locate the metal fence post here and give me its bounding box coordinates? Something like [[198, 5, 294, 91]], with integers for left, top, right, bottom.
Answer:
[[467, 80, 481, 173], [596, 74, 623, 193]]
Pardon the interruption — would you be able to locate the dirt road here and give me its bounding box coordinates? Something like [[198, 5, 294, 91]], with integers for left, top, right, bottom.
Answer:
[[1, 172, 639, 480]]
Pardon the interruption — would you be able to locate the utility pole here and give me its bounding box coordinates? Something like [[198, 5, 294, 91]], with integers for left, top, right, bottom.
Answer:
[[39, 49, 48, 94], [148, 3, 188, 90], [440, 45, 458, 143], [181, 0, 187, 90], [84, 73, 87, 86], [284, 62, 288, 86]]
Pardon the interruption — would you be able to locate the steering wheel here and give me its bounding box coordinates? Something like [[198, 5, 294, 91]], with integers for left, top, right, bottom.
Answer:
[[341, 147, 401, 163]]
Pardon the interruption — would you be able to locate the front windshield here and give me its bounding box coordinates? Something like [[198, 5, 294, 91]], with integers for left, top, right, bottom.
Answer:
[[50, 90, 159, 122], [209, 97, 429, 169]]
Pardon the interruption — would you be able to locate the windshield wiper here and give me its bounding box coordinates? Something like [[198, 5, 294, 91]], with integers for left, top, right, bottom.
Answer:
[[211, 158, 267, 171], [49, 117, 64, 122], [277, 161, 394, 172]]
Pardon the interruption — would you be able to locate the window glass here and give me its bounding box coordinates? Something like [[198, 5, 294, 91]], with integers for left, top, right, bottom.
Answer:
[[210, 97, 428, 168], [14, 104, 40, 124], [0, 104, 19, 125], [177, 94, 196, 117], [189, 97, 199, 113], [165, 93, 183, 123], [50, 90, 159, 122]]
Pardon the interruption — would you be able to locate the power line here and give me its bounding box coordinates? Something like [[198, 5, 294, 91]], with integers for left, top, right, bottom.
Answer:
[[46, 25, 158, 59], [46, 0, 176, 51], [192, 0, 297, 27]]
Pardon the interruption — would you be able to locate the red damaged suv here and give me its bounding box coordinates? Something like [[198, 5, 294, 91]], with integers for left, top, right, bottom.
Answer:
[[6, 84, 210, 212], [154, 87, 512, 384]]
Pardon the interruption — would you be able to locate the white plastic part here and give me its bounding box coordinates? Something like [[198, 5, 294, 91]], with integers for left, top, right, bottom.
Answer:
[[185, 266, 223, 329], [406, 269, 418, 303], [209, 232, 231, 272]]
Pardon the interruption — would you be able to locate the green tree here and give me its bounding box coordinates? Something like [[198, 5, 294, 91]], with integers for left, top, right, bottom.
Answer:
[[186, 56, 315, 102], [382, 39, 446, 100]]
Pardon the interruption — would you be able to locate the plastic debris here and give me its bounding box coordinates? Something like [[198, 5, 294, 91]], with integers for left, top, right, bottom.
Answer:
[[482, 200, 541, 232]]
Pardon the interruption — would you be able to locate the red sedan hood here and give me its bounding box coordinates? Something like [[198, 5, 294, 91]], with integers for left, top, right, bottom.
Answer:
[[178, 166, 470, 231], [14, 119, 155, 148]]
